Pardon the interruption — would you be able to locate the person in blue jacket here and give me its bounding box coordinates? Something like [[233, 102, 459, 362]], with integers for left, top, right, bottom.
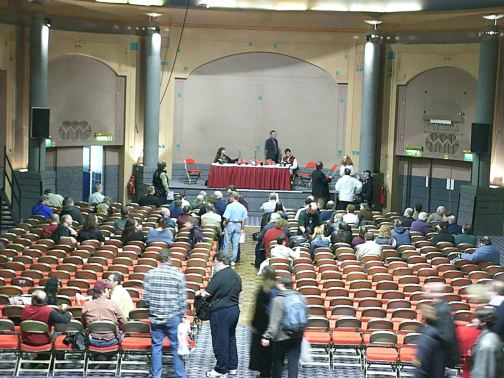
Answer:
[[461, 236, 500, 264], [31, 195, 53, 220]]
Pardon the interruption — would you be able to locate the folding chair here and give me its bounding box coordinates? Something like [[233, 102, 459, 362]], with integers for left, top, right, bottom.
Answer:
[[364, 331, 398, 377], [184, 158, 203, 184], [17, 320, 53, 377], [296, 161, 316, 187], [53, 320, 86, 376], [331, 317, 363, 368], [398, 333, 420, 377], [85, 321, 121, 376], [0, 319, 19, 375], [119, 321, 153, 375], [301, 317, 331, 368]]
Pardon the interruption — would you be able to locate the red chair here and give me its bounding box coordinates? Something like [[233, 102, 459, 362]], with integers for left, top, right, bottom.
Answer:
[[331, 317, 363, 367], [0, 319, 19, 375], [85, 320, 120, 375], [52, 320, 86, 375], [184, 158, 203, 184], [364, 331, 398, 377], [17, 320, 53, 376], [296, 161, 316, 187]]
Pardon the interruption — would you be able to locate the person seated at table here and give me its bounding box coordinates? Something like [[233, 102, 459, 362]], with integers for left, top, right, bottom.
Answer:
[[214, 147, 238, 164], [281, 148, 298, 175]]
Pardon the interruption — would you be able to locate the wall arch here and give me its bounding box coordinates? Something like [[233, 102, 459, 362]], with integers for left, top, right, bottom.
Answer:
[[173, 52, 347, 165]]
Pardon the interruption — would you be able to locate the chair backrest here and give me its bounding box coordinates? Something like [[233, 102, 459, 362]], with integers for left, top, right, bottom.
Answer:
[[20, 320, 50, 335], [124, 321, 150, 335], [87, 320, 117, 335], [369, 330, 397, 345]]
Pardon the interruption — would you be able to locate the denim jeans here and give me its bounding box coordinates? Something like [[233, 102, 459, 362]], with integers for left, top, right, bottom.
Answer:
[[151, 315, 185, 378], [88, 333, 122, 347], [209, 306, 240, 374], [222, 223, 241, 262]]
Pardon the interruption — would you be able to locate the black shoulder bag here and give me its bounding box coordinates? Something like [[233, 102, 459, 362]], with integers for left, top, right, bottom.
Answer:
[[195, 275, 237, 321]]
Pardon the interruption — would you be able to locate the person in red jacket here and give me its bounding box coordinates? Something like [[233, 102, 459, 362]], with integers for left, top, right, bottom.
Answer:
[[20, 290, 71, 345], [40, 214, 59, 239], [263, 219, 289, 257]]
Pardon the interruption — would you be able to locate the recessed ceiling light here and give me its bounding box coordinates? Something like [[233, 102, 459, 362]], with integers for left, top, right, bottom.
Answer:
[[483, 14, 504, 20], [146, 12, 162, 18], [364, 20, 383, 26]]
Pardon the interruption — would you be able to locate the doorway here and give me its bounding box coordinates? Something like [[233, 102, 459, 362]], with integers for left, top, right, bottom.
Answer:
[[82, 146, 104, 202], [397, 157, 472, 216]]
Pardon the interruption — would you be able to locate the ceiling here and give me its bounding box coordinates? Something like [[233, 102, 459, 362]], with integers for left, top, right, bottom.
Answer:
[[0, 0, 503, 41]]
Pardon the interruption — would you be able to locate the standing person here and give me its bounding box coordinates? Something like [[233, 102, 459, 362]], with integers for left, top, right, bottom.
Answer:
[[470, 306, 504, 378], [360, 170, 373, 205], [143, 249, 187, 378], [311, 161, 332, 209], [339, 155, 354, 176], [414, 305, 447, 378], [264, 130, 280, 163], [261, 275, 307, 378], [249, 266, 277, 378], [222, 192, 248, 266], [152, 161, 169, 204], [335, 168, 362, 210], [196, 252, 242, 377]]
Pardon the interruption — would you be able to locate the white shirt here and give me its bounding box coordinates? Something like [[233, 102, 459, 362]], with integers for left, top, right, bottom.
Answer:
[[260, 200, 277, 214], [270, 245, 300, 260], [343, 213, 360, 226], [201, 211, 222, 230], [339, 164, 354, 176], [355, 240, 382, 261], [111, 284, 135, 318], [88, 192, 105, 205], [335, 175, 362, 202]]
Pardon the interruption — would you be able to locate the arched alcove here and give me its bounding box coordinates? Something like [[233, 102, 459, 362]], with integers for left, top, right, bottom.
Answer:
[[173, 52, 347, 164]]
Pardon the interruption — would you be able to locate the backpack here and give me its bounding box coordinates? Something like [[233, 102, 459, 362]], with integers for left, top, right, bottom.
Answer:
[[281, 291, 308, 336]]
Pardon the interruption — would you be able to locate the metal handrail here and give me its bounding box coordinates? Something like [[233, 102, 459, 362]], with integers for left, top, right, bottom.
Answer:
[[2, 146, 21, 221]]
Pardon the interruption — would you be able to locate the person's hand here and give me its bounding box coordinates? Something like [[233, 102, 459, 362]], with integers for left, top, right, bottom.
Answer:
[[261, 338, 270, 347]]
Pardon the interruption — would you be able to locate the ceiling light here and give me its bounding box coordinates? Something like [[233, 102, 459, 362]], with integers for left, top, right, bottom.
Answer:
[[483, 15, 504, 21], [146, 12, 163, 18]]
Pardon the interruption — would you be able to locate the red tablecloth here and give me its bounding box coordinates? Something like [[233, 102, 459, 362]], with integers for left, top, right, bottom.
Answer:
[[207, 164, 291, 190]]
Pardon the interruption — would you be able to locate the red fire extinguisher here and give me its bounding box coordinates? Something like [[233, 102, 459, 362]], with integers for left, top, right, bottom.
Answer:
[[128, 176, 136, 197], [379, 185, 387, 207]]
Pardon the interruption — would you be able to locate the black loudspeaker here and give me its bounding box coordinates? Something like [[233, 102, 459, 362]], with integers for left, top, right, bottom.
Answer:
[[30, 107, 50, 139], [471, 123, 490, 154]]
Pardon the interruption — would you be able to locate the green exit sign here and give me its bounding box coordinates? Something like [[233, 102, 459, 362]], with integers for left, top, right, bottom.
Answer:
[[463, 153, 473, 162]]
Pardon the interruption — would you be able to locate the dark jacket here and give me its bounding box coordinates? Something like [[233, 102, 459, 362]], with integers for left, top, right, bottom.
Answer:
[[138, 194, 161, 207], [415, 324, 447, 378], [60, 206, 84, 225], [77, 228, 105, 243], [264, 138, 280, 162], [311, 169, 331, 199], [361, 177, 373, 203], [432, 230, 455, 245]]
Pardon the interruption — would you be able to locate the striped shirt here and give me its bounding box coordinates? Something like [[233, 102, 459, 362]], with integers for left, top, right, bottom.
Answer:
[[143, 263, 187, 324]]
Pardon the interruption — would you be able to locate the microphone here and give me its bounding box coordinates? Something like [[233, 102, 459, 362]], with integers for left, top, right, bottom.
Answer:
[[238, 150, 241, 159]]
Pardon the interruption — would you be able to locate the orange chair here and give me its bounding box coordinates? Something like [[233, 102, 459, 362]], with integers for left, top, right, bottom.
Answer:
[[184, 158, 203, 184], [17, 321, 53, 376], [397, 333, 420, 376], [85, 320, 120, 375], [0, 319, 19, 375], [52, 320, 86, 375], [332, 317, 363, 367], [364, 331, 399, 377]]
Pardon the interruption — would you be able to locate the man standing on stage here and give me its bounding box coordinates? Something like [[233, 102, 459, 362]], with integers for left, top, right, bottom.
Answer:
[[265, 130, 280, 163]]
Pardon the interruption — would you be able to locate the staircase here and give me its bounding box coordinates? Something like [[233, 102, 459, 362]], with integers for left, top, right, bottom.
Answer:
[[0, 198, 16, 233]]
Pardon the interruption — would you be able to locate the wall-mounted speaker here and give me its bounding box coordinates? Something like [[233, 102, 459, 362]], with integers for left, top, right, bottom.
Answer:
[[471, 123, 490, 154], [31, 107, 50, 139]]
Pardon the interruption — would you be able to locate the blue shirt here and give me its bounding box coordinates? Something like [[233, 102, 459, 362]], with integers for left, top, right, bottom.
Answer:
[[461, 244, 500, 264], [146, 228, 174, 246], [223, 201, 248, 223], [32, 203, 52, 219], [215, 199, 227, 215]]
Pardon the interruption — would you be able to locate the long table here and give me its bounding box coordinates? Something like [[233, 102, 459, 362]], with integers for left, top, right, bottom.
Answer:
[[207, 163, 292, 190]]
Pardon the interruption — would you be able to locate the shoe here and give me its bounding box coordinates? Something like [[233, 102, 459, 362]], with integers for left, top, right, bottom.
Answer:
[[230, 262, 236, 267], [206, 370, 228, 377], [228, 370, 237, 375]]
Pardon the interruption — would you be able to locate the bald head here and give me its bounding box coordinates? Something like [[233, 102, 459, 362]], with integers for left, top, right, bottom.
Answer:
[[32, 289, 48, 306]]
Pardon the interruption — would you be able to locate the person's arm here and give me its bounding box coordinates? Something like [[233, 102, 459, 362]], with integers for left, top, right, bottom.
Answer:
[[414, 333, 435, 378], [461, 251, 476, 262], [354, 179, 363, 194], [264, 140, 269, 159], [142, 274, 150, 308], [161, 172, 169, 192], [178, 274, 188, 317], [471, 342, 494, 378], [116, 303, 127, 331], [262, 296, 283, 343], [298, 211, 306, 233], [291, 158, 298, 171], [49, 309, 71, 324], [97, 231, 105, 242]]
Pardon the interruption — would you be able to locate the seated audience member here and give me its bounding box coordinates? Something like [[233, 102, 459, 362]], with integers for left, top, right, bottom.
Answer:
[[412, 203, 423, 220], [298, 202, 322, 236], [431, 222, 454, 245], [77, 213, 105, 243], [321, 201, 336, 222], [138, 185, 161, 207], [109, 273, 134, 319], [51, 214, 78, 244], [260, 193, 279, 214], [470, 307, 504, 378], [191, 194, 206, 216], [415, 305, 447, 378], [121, 218, 145, 244], [294, 196, 314, 220], [454, 224, 478, 246], [44, 277, 60, 306], [273, 202, 287, 220], [358, 203, 374, 225], [446, 214, 462, 235], [391, 219, 411, 247], [328, 212, 344, 234], [331, 221, 352, 245], [32, 195, 52, 220], [213, 191, 227, 216], [355, 232, 382, 261], [21, 290, 71, 345], [461, 236, 500, 264], [259, 234, 300, 274], [82, 280, 126, 347], [114, 207, 130, 232], [335, 168, 362, 210], [169, 198, 184, 219], [255, 213, 282, 267], [88, 184, 105, 205], [488, 280, 504, 340], [41, 214, 59, 238], [427, 205, 445, 226], [214, 146, 237, 164], [374, 225, 396, 247], [159, 207, 177, 229], [342, 204, 359, 226], [310, 225, 331, 255], [352, 226, 366, 247], [186, 221, 204, 248], [401, 208, 414, 228], [44, 188, 64, 208], [410, 211, 430, 235], [263, 219, 289, 256], [146, 217, 174, 246], [60, 197, 84, 225], [177, 205, 197, 229], [95, 196, 113, 216], [200, 203, 221, 234]]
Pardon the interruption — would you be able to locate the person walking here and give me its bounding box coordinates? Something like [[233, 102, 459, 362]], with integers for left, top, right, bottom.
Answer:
[[221, 192, 248, 266], [143, 249, 187, 378], [261, 275, 307, 378], [197, 252, 242, 377]]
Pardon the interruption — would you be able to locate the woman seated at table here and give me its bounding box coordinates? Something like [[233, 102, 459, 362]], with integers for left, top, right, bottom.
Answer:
[[214, 147, 238, 164]]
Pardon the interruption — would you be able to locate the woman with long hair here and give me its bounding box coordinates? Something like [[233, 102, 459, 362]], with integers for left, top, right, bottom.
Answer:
[[214, 147, 238, 164], [339, 155, 354, 176], [121, 218, 145, 244], [77, 213, 105, 242]]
